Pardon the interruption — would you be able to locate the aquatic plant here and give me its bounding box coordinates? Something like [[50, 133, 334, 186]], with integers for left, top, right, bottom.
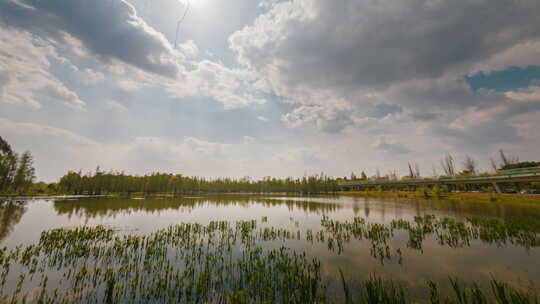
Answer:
[[1, 214, 539, 303]]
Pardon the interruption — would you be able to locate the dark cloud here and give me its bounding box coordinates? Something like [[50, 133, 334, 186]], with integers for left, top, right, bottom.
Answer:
[[231, 0, 540, 90], [409, 112, 441, 122], [367, 129, 386, 135], [368, 103, 402, 118], [0, 0, 180, 77]]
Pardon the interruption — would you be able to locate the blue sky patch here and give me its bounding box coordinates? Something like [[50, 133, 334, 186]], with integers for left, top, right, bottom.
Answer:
[[467, 66, 540, 92]]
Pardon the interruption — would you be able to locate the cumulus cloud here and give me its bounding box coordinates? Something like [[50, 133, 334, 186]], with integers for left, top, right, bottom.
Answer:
[[166, 60, 266, 108], [505, 86, 540, 102], [231, 0, 540, 90], [178, 40, 200, 58], [0, 0, 182, 77], [229, 0, 540, 138], [0, 28, 86, 109], [471, 41, 540, 75], [373, 137, 411, 155], [281, 104, 353, 133], [1, 0, 539, 180]]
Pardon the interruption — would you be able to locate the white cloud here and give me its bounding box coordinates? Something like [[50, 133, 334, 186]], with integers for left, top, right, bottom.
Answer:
[[470, 40, 540, 75], [178, 40, 200, 58], [505, 86, 540, 102], [166, 60, 266, 109], [243, 136, 255, 144], [229, 0, 540, 137], [81, 68, 105, 85], [281, 103, 353, 133], [0, 0, 184, 77], [0, 28, 86, 109], [373, 137, 411, 155]]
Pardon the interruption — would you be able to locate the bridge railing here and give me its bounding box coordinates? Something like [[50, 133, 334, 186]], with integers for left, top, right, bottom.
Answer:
[[338, 172, 540, 187]]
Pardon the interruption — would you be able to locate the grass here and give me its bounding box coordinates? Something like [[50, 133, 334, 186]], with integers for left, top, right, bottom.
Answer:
[[1, 215, 539, 303], [342, 191, 540, 204]]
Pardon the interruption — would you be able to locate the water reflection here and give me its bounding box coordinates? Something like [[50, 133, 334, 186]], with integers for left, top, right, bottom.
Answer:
[[0, 200, 26, 242], [352, 196, 540, 221], [0, 195, 539, 302], [52, 196, 343, 219], [49, 195, 540, 222]]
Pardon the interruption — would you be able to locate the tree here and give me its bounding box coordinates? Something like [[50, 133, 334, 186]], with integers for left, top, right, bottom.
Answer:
[[462, 155, 477, 176], [440, 153, 455, 177], [13, 151, 35, 193], [490, 158, 498, 173], [499, 149, 519, 169], [408, 162, 421, 178], [431, 164, 438, 178], [0, 136, 18, 192], [360, 171, 367, 180]]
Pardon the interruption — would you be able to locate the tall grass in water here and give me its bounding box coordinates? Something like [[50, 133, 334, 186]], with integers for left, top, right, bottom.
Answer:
[[340, 273, 538, 304], [1, 216, 539, 303]]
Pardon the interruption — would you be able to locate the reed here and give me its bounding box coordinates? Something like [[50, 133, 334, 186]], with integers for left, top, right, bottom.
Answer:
[[1, 215, 539, 303]]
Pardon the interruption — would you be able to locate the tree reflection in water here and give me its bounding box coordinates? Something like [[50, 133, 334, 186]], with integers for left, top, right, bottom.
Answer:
[[0, 200, 26, 243]]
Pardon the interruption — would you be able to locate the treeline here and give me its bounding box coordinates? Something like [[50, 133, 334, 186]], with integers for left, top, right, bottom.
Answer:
[[0, 136, 35, 194], [58, 169, 339, 195]]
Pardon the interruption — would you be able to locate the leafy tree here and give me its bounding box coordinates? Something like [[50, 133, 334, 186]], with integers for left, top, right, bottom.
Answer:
[[13, 151, 35, 193], [0, 136, 18, 192], [57, 170, 339, 195]]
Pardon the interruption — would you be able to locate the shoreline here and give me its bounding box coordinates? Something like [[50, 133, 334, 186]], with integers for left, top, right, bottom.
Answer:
[[1, 191, 540, 204], [340, 190, 540, 204]]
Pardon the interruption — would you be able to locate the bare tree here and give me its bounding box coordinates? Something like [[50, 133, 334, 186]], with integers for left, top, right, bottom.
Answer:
[[499, 149, 519, 168], [388, 170, 399, 181], [463, 155, 477, 175], [408, 162, 415, 178], [432, 164, 439, 177], [408, 162, 421, 178], [490, 158, 498, 173], [440, 153, 455, 177]]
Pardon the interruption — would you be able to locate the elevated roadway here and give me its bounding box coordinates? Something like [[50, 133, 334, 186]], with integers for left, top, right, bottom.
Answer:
[[338, 172, 540, 194]]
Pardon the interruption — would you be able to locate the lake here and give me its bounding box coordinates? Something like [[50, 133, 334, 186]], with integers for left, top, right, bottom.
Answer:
[[1, 195, 540, 303]]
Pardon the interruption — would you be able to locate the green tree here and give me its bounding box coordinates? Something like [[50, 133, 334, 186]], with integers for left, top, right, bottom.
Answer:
[[0, 136, 18, 192], [13, 151, 35, 193]]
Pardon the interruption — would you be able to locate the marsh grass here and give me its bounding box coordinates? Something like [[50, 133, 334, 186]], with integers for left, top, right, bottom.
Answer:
[[1, 215, 539, 303]]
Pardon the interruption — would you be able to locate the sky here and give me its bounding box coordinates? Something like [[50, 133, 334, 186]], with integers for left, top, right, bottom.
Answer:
[[1, 0, 539, 182]]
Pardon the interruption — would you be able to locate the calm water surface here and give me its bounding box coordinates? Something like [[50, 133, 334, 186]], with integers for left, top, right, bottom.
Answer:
[[2, 195, 540, 300]]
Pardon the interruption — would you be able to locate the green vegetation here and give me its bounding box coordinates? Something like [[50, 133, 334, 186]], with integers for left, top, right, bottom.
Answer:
[[344, 190, 540, 205], [2, 134, 539, 197], [58, 168, 339, 195], [1, 214, 539, 303], [340, 275, 538, 304], [342, 150, 540, 195], [0, 136, 35, 195], [318, 214, 540, 260]]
